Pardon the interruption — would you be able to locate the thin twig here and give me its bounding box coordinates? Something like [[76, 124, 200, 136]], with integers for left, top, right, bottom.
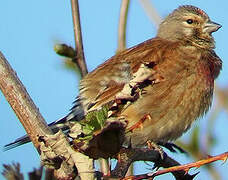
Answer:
[[70, 1, 94, 179], [151, 151, 228, 178], [112, 148, 194, 179], [138, 0, 162, 28], [123, 151, 228, 180], [71, 0, 88, 77], [117, 0, 130, 52]]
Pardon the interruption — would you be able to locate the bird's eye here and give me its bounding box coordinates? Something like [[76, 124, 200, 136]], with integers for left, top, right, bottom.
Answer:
[[186, 19, 194, 24]]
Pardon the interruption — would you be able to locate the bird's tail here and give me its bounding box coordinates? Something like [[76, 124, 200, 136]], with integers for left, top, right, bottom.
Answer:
[[3, 116, 69, 151], [3, 135, 31, 151], [3, 97, 84, 151]]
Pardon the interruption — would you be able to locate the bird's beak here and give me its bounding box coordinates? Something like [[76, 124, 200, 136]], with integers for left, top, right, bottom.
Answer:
[[203, 21, 222, 34]]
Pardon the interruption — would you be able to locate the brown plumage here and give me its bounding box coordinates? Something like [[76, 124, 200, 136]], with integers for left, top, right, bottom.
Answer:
[[78, 5, 222, 147], [4, 5, 222, 156]]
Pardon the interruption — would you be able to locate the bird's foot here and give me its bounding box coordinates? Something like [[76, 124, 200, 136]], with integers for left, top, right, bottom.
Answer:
[[146, 140, 165, 159]]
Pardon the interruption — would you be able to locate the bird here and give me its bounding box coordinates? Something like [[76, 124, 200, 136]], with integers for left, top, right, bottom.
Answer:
[[4, 5, 222, 158]]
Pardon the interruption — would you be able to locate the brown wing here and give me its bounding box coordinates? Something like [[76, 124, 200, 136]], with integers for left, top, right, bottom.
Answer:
[[79, 38, 179, 112]]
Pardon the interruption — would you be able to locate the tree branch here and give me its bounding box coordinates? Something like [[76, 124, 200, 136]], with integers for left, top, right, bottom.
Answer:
[[120, 149, 228, 180], [0, 52, 51, 150], [0, 52, 76, 179], [111, 147, 194, 179], [70, 1, 95, 179], [71, 0, 88, 77], [151, 151, 228, 179], [117, 0, 130, 52]]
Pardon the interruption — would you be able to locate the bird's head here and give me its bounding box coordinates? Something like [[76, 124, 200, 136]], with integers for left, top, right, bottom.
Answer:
[[157, 5, 221, 49]]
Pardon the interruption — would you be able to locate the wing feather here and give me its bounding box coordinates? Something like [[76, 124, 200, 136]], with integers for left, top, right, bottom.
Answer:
[[79, 38, 172, 112]]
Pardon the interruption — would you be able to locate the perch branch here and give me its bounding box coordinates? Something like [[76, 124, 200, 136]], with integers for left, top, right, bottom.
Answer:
[[0, 52, 75, 179], [0, 52, 51, 150], [111, 147, 194, 179]]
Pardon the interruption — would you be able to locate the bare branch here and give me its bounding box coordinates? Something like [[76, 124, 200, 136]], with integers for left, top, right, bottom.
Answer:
[[122, 150, 228, 179], [0, 52, 51, 150], [117, 0, 130, 52], [0, 52, 75, 179], [70, 1, 95, 179], [111, 148, 193, 179], [71, 0, 88, 77]]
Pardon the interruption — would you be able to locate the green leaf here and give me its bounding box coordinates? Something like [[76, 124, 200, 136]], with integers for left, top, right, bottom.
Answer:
[[77, 105, 109, 141]]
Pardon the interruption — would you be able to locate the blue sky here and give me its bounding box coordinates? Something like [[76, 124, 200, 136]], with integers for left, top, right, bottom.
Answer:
[[0, 1, 227, 179]]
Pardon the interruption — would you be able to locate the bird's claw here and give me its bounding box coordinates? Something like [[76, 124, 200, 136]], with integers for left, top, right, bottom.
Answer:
[[146, 140, 165, 160]]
